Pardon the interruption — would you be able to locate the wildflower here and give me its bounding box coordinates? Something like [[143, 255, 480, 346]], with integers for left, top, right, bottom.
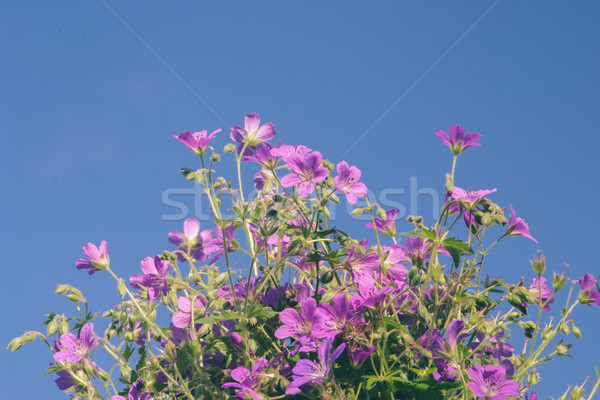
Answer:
[[312, 294, 351, 339], [275, 298, 317, 345], [53, 323, 100, 364], [346, 246, 379, 287], [436, 124, 482, 155], [129, 256, 171, 301], [210, 221, 238, 263], [366, 208, 399, 236], [286, 338, 346, 395], [578, 273, 600, 307], [506, 205, 538, 243], [529, 276, 554, 312], [450, 186, 497, 210], [467, 364, 519, 400], [172, 295, 207, 328], [230, 113, 276, 154], [270, 144, 312, 162], [112, 380, 151, 400], [242, 143, 277, 168], [280, 151, 328, 197], [75, 240, 109, 275], [172, 129, 221, 156], [333, 161, 367, 205], [222, 358, 268, 399], [168, 218, 217, 262], [55, 370, 78, 390]]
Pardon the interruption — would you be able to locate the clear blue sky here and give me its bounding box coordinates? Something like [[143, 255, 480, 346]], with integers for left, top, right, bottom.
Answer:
[[1, 1, 599, 399]]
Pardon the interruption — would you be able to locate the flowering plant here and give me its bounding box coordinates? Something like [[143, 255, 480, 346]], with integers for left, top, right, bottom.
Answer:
[[8, 114, 600, 400]]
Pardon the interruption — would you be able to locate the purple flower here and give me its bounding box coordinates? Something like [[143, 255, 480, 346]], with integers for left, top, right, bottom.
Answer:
[[210, 221, 238, 263], [286, 338, 346, 395], [280, 151, 328, 197], [366, 208, 399, 236], [242, 143, 277, 168], [230, 113, 276, 153], [348, 345, 376, 367], [525, 392, 538, 400], [130, 256, 171, 301], [53, 323, 100, 364], [275, 298, 317, 344], [55, 370, 78, 390], [112, 381, 151, 400], [467, 364, 519, 400], [172, 295, 207, 328], [222, 358, 268, 400], [172, 129, 221, 156], [436, 124, 482, 155], [333, 161, 367, 205], [450, 186, 497, 210], [346, 246, 380, 287], [578, 273, 600, 307], [76, 240, 109, 275], [168, 218, 217, 262], [529, 276, 554, 312], [270, 144, 312, 162], [507, 204, 538, 243], [312, 294, 351, 339]]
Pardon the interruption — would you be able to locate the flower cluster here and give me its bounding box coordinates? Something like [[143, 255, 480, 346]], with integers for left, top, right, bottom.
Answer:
[[8, 114, 600, 400]]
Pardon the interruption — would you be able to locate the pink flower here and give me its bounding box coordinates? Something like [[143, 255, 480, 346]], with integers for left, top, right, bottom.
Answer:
[[507, 204, 537, 243], [333, 161, 367, 205], [436, 124, 482, 155], [230, 113, 276, 154], [280, 152, 328, 197], [173, 129, 221, 156], [75, 240, 109, 275], [53, 323, 100, 364], [467, 364, 519, 400]]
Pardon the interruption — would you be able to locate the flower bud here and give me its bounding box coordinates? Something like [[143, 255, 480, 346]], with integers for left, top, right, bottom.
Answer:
[[522, 321, 536, 338], [210, 152, 220, 162], [377, 207, 387, 221], [59, 320, 69, 334], [46, 320, 59, 337], [351, 208, 364, 216], [55, 285, 70, 295], [320, 271, 334, 284], [553, 272, 568, 291], [572, 325, 582, 339], [570, 386, 586, 400], [555, 342, 571, 356], [541, 325, 553, 341], [481, 214, 493, 226], [560, 322, 570, 336], [495, 214, 508, 226], [531, 251, 546, 275], [223, 144, 236, 153], [117, 281, 127, 298], [445, 180, 454, 196], [527, 369, 539, 386], [431, 263, 442, 283]]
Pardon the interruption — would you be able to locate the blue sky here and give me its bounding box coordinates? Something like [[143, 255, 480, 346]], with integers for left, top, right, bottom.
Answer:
[[1, 1, 599, 398]]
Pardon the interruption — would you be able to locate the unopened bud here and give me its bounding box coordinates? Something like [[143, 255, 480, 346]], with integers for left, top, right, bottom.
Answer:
[[572, 325, 582, 339], [531, 251, 546, 275], [377, 208, 387, 221], [210, 153, 220, 162], [553, 272, 568, 291], [352, 208, 364, 216], [555, 342, 571, 356], [445, 180, 454, 196], [117, 281, 127, 298], [320, 271, 334, 284], [223, 144, 236, 153]]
